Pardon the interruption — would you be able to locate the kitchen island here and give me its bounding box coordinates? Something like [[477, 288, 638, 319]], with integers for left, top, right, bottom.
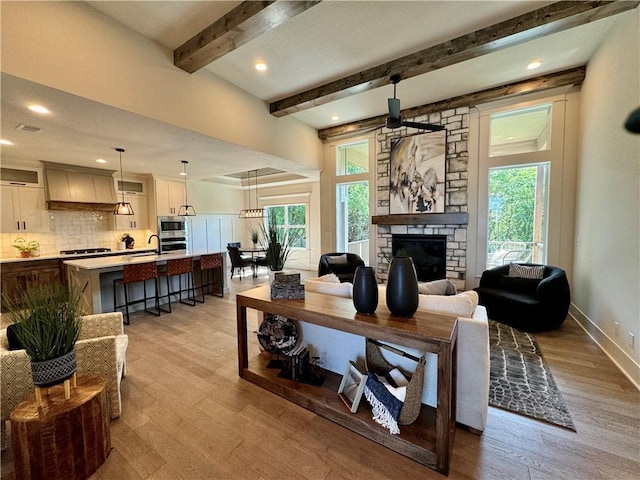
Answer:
[[0, 248, 156, 312], [64, 251, 226, 315]]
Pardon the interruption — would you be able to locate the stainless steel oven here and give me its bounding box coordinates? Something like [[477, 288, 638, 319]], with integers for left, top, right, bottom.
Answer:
[[157, 216, 188, 254]]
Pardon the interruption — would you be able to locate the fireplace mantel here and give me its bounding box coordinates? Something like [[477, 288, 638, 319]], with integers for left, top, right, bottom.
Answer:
[[371, 213, 468, 225]]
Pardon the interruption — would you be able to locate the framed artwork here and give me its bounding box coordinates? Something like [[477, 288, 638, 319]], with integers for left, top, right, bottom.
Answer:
[[389, 130, 446, 214], [337, 361, 368, 413]]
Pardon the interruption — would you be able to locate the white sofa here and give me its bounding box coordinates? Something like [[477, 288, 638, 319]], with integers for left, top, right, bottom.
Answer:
[[302, 277, 489, 433]]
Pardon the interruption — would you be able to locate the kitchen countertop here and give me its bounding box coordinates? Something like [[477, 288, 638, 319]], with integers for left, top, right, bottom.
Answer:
[[1, 247, 157, 264], [63, 251, 223, 271]]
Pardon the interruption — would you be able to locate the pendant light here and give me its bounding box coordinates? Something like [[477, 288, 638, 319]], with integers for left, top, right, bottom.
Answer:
[[113, 147, 134, 215], [239, 169, 265, 218], [177, 160, 196, 216]]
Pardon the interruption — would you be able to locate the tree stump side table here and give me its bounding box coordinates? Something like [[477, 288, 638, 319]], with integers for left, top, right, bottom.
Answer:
[[10, 376, 111, 480]]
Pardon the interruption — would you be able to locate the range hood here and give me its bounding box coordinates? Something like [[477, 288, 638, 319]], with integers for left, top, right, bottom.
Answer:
[[43, 162, 117, 212]]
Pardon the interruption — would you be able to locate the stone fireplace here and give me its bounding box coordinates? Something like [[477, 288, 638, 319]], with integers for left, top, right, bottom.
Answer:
[[374, 107, 470, 290]]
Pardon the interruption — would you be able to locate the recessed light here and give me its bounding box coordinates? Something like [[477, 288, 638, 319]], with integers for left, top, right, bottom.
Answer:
[[179, 172, 187, 176], [527, 60, 543, 70], [0, 139, 14, 145], [96, 158, 107, 164], [254, 62, 268, 72], [331, 115, 340, 121], [27, 104, 50, 114]]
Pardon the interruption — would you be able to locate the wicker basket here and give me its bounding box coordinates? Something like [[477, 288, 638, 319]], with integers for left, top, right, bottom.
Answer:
[[365, 338, 425, 425]]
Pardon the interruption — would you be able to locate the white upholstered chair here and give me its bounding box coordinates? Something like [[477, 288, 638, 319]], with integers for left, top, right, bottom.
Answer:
[[1, 312, 128, 449]]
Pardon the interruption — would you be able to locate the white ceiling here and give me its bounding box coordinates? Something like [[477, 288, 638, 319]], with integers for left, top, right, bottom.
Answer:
[[1, 1, 622, 181]]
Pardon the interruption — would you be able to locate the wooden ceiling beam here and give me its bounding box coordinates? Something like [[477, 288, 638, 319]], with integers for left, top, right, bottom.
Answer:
[[271, 1, 638, 117], [174, 0, 321, 74], [317, 66, 586, 140]]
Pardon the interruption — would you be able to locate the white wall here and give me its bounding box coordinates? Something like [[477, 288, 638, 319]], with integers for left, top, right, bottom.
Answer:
[[0, 1, 322, 173], [189, 181, 243, 216], [574, 9, 640, 386]]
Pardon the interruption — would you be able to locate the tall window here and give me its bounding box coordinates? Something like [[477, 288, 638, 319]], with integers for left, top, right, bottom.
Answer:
[[489, 103, 552, 156], [265, 204, 307, 248], [475, 98, 566, 277], [487, 163, 549, 267], [336, 141, 368, 175], [336, 182, 369, 252], [335, 141, 369, 259]]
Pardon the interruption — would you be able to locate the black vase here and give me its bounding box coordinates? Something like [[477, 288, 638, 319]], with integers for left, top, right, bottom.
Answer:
[[386, 257, 419, 317], [352, 266, 378, 314]]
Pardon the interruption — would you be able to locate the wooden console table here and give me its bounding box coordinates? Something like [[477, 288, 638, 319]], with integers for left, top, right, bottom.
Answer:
[[236, 285, 458, 475], [10, 376, 111, 480]]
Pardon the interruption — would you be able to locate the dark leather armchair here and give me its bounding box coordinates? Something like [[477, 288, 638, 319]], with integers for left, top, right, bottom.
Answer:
[[474, 263, 570, 331], [318, 252, 365, 283]]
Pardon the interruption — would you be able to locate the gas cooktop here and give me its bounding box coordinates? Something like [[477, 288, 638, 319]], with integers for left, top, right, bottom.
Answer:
[[60, 248, 112, 255]]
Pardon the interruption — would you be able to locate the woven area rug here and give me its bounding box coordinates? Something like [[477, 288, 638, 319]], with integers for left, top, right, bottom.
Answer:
[[489, 320, 576, 431]]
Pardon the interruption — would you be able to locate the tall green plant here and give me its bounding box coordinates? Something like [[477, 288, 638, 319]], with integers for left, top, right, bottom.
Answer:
[[261, 209, 301, 271], [5, 284, 82, 361]]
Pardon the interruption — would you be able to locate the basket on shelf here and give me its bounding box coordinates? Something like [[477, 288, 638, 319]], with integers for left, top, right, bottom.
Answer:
[[365, 338, 426, 427]]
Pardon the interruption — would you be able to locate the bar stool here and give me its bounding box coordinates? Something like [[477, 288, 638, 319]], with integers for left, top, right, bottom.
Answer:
[[113, 261, 161, 325], [195, 253, 224, 302], [158, 257, 196, 312]]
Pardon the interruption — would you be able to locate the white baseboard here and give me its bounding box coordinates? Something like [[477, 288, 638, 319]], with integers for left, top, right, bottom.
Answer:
[[569, 303, 640, 391]]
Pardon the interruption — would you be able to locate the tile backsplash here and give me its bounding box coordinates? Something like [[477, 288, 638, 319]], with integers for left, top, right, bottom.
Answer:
[[1, 210, 152, 258]]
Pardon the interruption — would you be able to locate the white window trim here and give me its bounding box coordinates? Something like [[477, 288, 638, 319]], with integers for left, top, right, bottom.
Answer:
[[322, 133, 377, 265], [467, 94, 570, 286]]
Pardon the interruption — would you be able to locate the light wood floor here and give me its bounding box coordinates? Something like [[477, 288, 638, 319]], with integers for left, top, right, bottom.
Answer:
[[2, 270, 639, 479]]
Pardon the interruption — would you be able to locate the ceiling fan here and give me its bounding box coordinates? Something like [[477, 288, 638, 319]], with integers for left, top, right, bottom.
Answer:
[[386, 74, 446, 132]]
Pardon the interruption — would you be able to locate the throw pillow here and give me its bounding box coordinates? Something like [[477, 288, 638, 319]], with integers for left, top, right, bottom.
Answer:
[[328, 262, 354, 277], [509, 263, 544, 279], [305, 278, 353, 298], [498, 275, 540, 294], [326, 254, 349, 264], [418, 279, 457, 296], [445, 281, 458, 296], [6, 324, 24, 350], [417, 290, 479, 318], [318, 273, 341, 284]]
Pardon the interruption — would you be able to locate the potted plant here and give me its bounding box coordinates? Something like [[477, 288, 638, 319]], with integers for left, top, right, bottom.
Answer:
[[261, 210, 301, 276], [250, 228, 260, 248], [4, 284, 82, 388], [12, 238, 40, 258], [29, 240, 41, 257]]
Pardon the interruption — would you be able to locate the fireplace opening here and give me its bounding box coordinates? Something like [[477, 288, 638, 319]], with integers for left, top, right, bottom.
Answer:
[[392, 234, 447, 282]]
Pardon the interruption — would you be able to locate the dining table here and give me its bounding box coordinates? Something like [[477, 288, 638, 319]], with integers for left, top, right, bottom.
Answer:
[[238, 247, 268, 277], [238, 247, 267, 258]]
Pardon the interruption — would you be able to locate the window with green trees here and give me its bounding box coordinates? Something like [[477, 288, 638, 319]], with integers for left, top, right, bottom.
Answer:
[[487, 163, 549, 267], [264, 204, 307, 248]]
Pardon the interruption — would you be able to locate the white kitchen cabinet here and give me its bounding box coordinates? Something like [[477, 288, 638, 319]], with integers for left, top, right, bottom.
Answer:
[[114, 195, 148, 231], [115, 177, 146, 196], [1, 186, 48, 233], [1, 165, 43, 187], [155, 179, 185, 216]]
